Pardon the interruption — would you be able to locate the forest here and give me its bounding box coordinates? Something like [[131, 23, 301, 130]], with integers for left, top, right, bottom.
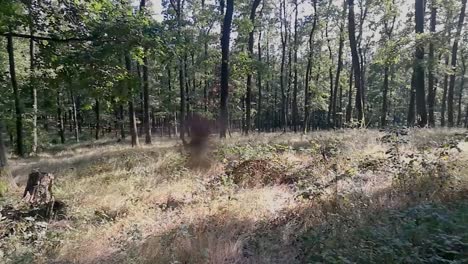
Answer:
[[0, 0, 468, 263]]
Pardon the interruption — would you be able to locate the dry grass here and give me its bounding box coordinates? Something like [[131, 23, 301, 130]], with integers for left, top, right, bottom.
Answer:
[[1, 129, 468, 263]]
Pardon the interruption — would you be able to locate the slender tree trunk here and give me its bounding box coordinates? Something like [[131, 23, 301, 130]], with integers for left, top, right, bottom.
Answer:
[[428, 2, 437, 127], [257, 29, 263, 132], [57, 91, 65, 144], [334, 2, 346, 127], [125, 55, 139, 147], [142, 56, 152, 144], [414, 0, 428, 127], [220, 0, 234, 138], [347, 0, 364, 126], [245, 0, 261, 134], [447, 0, 467, 127], [408, 73, 416, 126], [346, 66, 353, 123], [303, 0, 318, 133], [7, 34, 24, 157], [441, 59, 450, 127], [29, 25, 38, 154], [70, 89, 79, 142], [457, 58, 466, 126], [95, 99, 100, 140], [292, 0, 299, 133], [381, 67, 390, 128], [119, 105, 126, 140], [465, 103, 468, 128], [280, 0, 288, 132]]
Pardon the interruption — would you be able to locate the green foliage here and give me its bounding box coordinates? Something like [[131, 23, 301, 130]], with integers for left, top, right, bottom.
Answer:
[[303, 202, 468, 263]]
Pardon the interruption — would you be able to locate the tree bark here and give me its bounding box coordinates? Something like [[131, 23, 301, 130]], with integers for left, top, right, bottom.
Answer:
[[244, 0, 261, 135], [447, 0, 467, 127], [414, 0, 428, 127], [333, 0, 346, 128], [257, 29, 263, 132], [292, 0, 299, 133], [7, 34, 24, 157], [125, 55, 140, 147], [428, 2, 437, 127], [408, 73, 416, 127], [56, 91, 65, 144], [457, 57, 466, 126], [303, 0, 318, 133], [280, 0, 288, 132], [381, 66, 390, 128], [347, 0, 364, 126], [29, 3, 38, 154], [70, 88, 79, 143], [220, 0, 234, 138], [346, 66, 353, 123], [95, 99, 100, 140]]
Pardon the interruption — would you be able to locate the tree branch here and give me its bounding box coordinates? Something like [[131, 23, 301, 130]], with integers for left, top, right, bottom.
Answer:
[[0, 32, 93, 42]]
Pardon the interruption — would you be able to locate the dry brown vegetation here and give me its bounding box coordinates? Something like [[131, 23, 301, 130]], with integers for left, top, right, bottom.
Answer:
[[1, 129, 468, 263]]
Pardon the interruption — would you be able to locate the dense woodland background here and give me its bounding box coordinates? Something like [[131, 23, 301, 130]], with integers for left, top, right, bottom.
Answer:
[[1, 1, 468, 263], [1, 0, 468, 158]]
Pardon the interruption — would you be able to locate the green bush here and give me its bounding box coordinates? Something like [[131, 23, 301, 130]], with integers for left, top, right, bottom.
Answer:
[[302, 202, 468, 263]]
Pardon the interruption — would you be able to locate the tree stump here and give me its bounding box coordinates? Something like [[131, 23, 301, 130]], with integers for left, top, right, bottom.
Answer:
[[23, 171, 54, 206]]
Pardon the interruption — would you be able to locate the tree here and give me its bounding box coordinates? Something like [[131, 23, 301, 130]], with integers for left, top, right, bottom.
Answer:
[[245, 0, 262, 135], [125, 54, 140, 147], [348, 0, 364, 126], [220, 0, 234, 138], [380, 0, 397, 128], [413, 0, 427, 127], [140, 0, 152, 144], [303, 0, 318, 133], [427, 0, 437, 127], [334, 0, 347, 128], [447, 0, 467, 127], [6, 34, 24, 157]]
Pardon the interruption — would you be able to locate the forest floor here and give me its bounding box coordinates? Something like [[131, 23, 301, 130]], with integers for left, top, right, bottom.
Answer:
[[1, 129, 468, 263]]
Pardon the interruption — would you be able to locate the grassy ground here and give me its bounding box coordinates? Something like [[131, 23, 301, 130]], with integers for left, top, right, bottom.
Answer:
[[1, 129, 468, 263]]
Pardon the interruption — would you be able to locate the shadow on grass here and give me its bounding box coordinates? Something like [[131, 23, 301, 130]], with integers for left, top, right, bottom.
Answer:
[[84, 181, 468, 264]]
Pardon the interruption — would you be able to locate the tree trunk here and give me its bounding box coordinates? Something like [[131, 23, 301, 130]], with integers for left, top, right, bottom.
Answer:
[[244, 0, 261, 135], [428, 2, 437, 127], [408, 73, 416, 127], [303, 1, 318, 133], [70, 89, 79, 143], [441, 59, 450, 127], [381, 66, 390, 128], [142, 56, 152, 144], [292, 0, 299, 133], [457, 57, 466, 126], [220, 0, 234, 138], [95, 99, 100, 140], [280, 0, 288, 132], [257, 29, 263, 132], [125, 55, 140, 147], [414, 0, 428, 127], [56, 91, 65, 144], [447, 0, 467, 127], [334, 1, 346, 128], [7, 34, 24, 157], [346, 66, 353, 123], [347, 0, 364, 126], [119, 104, 126, 140], [29, 21, 38, 154]]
